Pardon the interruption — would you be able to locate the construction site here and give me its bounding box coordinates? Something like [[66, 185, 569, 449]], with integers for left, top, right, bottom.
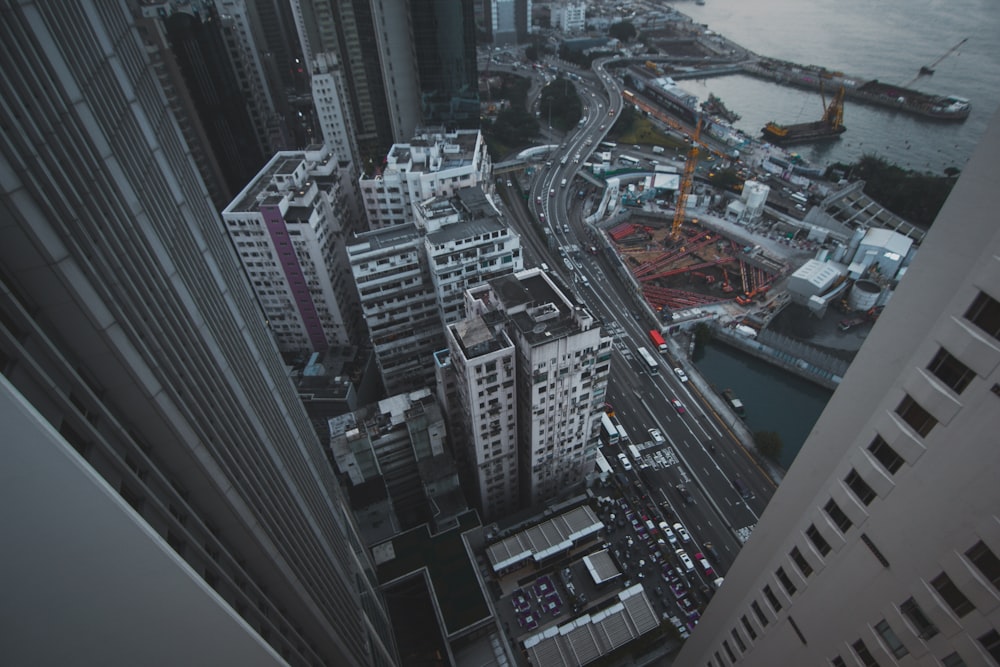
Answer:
[[604, 218, 786, 316]]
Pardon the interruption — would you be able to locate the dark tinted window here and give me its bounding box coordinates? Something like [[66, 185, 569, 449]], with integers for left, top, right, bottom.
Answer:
[[845, 469, 877, 505], [824, 498, 853, 532], [806, 524, 831, 556], [965, 291, 1000, 339], [900, 597, 938, 639], [895, 394, 937, 437], [790, 546, 813, 577], [868, 435, 904, 474], [927, 348, 975, 393], [966, 540, 1000, 590], [932, 572, 974, 617]]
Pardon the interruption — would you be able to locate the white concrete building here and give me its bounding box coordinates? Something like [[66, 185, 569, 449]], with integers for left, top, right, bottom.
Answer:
[[349, 187, 522, 395], [677, 112, 1000, 667], [360, 129, 492, 229], [223, 146, 361, 353], [449, 269, 612, 517], [552, 1, 587, 32]]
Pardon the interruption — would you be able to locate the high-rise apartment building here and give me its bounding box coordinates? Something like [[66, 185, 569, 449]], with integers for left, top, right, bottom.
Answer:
[[551, 1, 587, 32], [408, 0, 480, 129], [446, 269, 612, 518], [360, 129, 492, 229], [486, 0, 532, 45], [677, 111, 1000, 666], [223, 146, 362, 354], [349, 187, 521, 395], [135, 0, 277, 202], [0, 4, 396, 665]]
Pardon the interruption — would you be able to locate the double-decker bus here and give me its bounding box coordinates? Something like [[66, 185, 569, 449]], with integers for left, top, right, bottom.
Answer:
[[637, 347, 659, 374], [648, 329, 668, 354]]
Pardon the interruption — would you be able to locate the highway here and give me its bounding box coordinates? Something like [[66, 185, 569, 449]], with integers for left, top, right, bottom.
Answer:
[[494, 59, 779, 596]]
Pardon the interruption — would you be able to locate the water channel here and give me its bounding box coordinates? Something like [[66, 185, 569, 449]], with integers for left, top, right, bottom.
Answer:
[[693, 340, 833, 471]]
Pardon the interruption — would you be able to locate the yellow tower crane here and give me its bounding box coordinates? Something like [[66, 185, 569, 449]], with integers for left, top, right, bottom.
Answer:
[[671, 118, 702, 241]]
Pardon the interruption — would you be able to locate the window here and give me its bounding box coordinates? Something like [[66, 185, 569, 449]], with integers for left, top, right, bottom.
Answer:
[[895, 394, 937, 437], [790, 547, 813, 577], [900, 597, 938, 639], [776, 567, 797, 596], [751, 600, 769, 627], [830, 658, 846, 667], [741, 615, 757, 640], [807, 524, 831, 556], [861, 533, 890, 568], [852, 639, 880, 667], [868, 436, 904, 474], [965, 291, 1000, 340], [723, 640, 736, 662], [931, 572, 974, 617], [731, 628, 746, 652], [845, 469, 877, 505], [763, 585, 782, 612], [965, 540, 1000, 590], [874, 619, 909, 658], [927, 348, 975, 393], [979, 629, 1000, 663], [788, 615, 807, 646], [825, 498, 853, 533], [941, 651, 967, 667]]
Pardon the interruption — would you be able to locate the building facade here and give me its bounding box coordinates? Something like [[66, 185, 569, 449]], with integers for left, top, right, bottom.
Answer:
[[551, 1, 587, 32], [360, 129, 492, 229], [223, 147, 361, 354], [486, 0, 532, 45], [447, 269, 612, 518], [349, 187, 521, 396], [677, 111, 1000, 667], [0, 3, 396, 665]]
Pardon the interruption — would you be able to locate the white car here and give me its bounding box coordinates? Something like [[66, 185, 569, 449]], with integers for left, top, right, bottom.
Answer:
[[673, 523, 692, 543], [674, 367, 688, 382], [659, 522, 678, 546], [675, 549, 695, 571], [617, 452, 633, 471], [648, 428, 666, 445]]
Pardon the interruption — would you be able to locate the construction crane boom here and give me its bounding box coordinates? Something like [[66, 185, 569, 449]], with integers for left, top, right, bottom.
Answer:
[[671, 119, 701, 241], [904, 37, 968, 87]]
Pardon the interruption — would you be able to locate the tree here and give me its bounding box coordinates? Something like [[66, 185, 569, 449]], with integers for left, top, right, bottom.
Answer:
[[609, 20, 637, 42], [539, 78, 582, 131], [754, 431, 783, 460]]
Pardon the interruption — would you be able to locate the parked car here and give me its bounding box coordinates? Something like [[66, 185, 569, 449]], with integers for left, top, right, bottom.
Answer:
[[676, 549, 695, 571], [695, 552, 714, 577], [673, 523, 692, 543]]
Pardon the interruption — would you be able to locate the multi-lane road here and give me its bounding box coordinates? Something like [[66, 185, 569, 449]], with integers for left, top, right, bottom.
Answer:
[[495, 59, 778, 590]]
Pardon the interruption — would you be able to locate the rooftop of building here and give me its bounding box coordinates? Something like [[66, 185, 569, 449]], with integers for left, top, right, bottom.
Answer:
[[489, 271, 589, 345], [347, 222, 422, 255], [450, 315, 512, 360], [426, 212, 506, 246], [225, 148, 336, 214], [373, 510, 489, 637]]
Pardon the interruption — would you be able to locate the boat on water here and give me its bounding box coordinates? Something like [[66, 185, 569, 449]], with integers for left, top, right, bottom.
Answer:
[[701, 93, 740, 123], [722, 389, 746, 417], [762, 85, 846, 145], [744, 59, 971, 121]]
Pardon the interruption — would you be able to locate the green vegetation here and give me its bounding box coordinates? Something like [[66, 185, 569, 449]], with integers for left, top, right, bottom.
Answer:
[[754, 431, 784, 461], [609, 21, 637, 42], [481, 74, 539, 156], [540, 77, 583, 132], [609, 106, 685, 150], [827, 155, 959, 228]]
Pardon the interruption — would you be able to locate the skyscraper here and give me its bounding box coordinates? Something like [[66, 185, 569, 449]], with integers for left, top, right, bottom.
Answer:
[[445, 269, 612, 519], [676, 110, 1000, 666], [0, 3, 396, 665]]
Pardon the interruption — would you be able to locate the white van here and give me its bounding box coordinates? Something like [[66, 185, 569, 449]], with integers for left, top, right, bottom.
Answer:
[[560, 178, 567, 187]]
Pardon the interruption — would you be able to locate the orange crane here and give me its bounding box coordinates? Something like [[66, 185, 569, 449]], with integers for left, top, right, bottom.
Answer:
[[671, 118, 701, 241]]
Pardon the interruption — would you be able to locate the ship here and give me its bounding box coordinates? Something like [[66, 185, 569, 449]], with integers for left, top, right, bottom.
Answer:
[[700, 93, 740, 123], [762, 85, 845, 145], [722, 389, 746, 417], [743, 58, 970, 121]]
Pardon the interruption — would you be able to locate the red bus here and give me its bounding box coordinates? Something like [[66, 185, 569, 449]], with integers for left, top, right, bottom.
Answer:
[[649, 329, 668, 354]]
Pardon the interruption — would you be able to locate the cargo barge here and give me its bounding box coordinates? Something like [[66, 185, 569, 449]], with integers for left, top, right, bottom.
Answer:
[[743, 58, 970, 121], [701, 93, 740, 123], [762, 85, 846, 145]]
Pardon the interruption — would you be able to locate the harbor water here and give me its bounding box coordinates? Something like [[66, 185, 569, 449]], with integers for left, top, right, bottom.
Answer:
[[694, 340, 833, 470], [678, 0, 1000, 172], [675, 0, 998, 469]]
